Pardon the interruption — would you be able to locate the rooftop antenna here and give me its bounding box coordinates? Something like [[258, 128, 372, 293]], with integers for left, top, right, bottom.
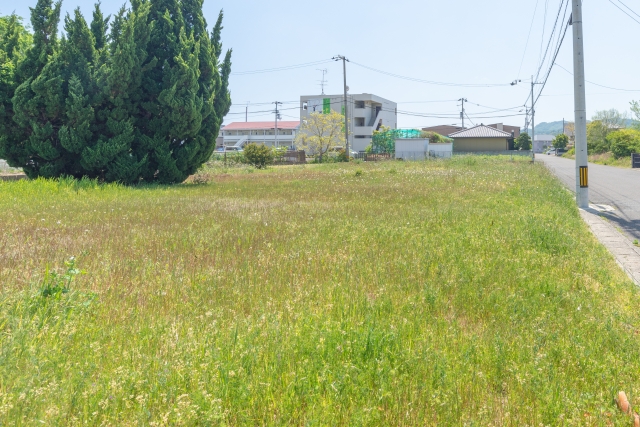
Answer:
[[317, 68, 328, 95]]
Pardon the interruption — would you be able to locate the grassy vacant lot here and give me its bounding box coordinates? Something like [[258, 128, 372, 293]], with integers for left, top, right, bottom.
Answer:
[[1, 157, 639, 426]]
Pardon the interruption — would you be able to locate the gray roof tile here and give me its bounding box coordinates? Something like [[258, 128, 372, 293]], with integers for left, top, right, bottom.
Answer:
[[448, 125, 512, 138]]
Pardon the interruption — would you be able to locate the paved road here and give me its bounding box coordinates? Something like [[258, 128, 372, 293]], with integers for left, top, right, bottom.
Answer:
[[537, 155, 640, 241]]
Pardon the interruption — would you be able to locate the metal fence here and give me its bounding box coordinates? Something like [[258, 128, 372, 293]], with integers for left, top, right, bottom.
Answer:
[[352, 152, 393, 161], [395, 151, 428, 161], [453, 150, 533, 157], [633, 153, 640, 169], [274, 150, 306, 165]]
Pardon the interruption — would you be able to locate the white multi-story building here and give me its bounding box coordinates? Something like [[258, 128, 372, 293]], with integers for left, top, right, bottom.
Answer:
[[220, 121, 300, 149], [534, 134, 555, 153], [299, 93, 397, 152]]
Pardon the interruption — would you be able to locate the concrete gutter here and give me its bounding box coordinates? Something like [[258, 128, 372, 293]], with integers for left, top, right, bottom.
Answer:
[[0, 174, 27, 181], [580, 208, 640, 286]]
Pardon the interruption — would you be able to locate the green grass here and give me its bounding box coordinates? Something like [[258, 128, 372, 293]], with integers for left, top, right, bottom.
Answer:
[[0, 158, 639, 425], [563, 151, 632, 168]]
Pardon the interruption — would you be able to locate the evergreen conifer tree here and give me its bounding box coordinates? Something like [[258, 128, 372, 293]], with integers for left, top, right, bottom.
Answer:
[[1, 0, 231, 183]]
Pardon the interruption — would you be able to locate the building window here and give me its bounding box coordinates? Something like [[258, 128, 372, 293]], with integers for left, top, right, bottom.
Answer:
[[354, 135, 368, 139], [355, 100, 365, 108], [355, 117, 365, 127]]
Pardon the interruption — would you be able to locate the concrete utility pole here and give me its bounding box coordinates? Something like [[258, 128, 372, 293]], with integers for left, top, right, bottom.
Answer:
[[531, 77, 535, 162], [571, 0, 589, 208], [458, 98, 467, 129], [333, 55, 350, 157], [273, 101, 282, 147]]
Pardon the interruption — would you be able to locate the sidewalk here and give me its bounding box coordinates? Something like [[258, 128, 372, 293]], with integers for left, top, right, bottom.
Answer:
[[580, 208, 640, 286]]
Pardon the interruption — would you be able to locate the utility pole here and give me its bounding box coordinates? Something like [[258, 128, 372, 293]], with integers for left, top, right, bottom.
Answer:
[[571, 0, 589, 208], [317, 68, 328, 95], [562, 117, 565, 135], [273, 101, 282, 148], [333, 55, 350, 158], [246, 102, 249, 122], [531, 76, 535, 161], [458, 98, 467, 129]]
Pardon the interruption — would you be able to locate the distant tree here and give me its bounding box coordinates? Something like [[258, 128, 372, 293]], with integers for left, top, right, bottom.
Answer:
[[564, 122, 575, 142], [631, 100, 640, 129], [372, 125, 395, 154], [420, 130, 451, 144], [587, 109, 627, 154], [515, 132, 532, 150], [607, 129, 640, 159], [243, 143, 274, 169], [295, 111, 345, 162], [552, 133, 569, 150]]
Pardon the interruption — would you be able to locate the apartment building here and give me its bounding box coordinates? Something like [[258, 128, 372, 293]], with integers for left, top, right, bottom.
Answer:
[[300, 93, 397, 152], [220, 121, 300, 149]]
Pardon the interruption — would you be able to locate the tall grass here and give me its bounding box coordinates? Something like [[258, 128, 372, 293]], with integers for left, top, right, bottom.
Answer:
[[0, 157, 638, 425]]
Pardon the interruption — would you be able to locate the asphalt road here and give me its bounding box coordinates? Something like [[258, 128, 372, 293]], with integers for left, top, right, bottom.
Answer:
[[537, 154, 640, 241]]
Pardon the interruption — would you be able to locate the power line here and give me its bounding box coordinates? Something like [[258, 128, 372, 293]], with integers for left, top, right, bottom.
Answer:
[[615, 0, 640, 19], [349, 61, 511, 88], [517, 0, 541, 78], [537, 0, 551, 80], [534, 17, 571, 105], [555, 63, 640, 92], [608, 0, 640, 25], [231, 59, 333, 75], [225, 97, 526, 124], [535, 0, 569, 83]]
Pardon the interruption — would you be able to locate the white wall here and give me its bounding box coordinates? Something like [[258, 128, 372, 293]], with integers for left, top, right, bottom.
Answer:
[[429, 143, 453, 158], [395, 139, 429, 160]]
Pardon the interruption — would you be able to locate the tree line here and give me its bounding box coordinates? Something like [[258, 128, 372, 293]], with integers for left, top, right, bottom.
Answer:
[[0, 0, 231, 184]]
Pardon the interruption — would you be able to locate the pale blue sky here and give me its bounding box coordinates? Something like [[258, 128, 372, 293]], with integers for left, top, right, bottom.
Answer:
[[4, 0, 639, 129]]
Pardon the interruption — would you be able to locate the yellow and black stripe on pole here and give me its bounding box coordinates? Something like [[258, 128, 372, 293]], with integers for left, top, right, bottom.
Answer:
[[579, 166, 588, 188]]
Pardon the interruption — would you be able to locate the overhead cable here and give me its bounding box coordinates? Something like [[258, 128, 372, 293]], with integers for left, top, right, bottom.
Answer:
[[349, 61, 511, 88]]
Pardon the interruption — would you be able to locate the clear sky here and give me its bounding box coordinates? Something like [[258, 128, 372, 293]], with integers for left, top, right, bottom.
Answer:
[[4, 0, 639, 129]]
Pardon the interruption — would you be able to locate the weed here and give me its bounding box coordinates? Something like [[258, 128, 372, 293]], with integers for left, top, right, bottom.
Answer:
[[39, 257, 85, 298], [354, 169, 363, 177]]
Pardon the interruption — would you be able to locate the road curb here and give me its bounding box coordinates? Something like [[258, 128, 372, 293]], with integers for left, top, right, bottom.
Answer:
[[580, 208, 640, 286]]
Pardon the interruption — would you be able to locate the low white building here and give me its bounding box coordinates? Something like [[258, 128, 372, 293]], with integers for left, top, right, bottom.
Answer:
[[534, 134, 554, 153], [220, 121, 300, 149], [300, 93, 397, 152]]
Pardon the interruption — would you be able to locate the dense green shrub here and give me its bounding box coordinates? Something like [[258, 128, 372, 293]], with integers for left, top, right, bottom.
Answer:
[[515, 132, 532, 150], [420, 131, 452, 144], [0, 0, 232, 184], [608, 129, 640, 159], [243, 143, 274, 169], [552, 134, 569, 150]]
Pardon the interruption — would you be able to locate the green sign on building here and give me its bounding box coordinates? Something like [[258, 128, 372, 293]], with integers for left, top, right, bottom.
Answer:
[[323, 98, 331, 114]]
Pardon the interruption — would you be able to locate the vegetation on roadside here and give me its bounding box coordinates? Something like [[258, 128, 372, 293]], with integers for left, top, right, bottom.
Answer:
[[552, 133, 569, 150], [1, 158, 639, 425], [515, 131, 532, 150]]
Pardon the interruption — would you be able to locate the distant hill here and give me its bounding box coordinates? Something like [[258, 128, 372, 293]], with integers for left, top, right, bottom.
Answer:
[[523, 119, 636, 136], [522, 121, 567, 136]]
